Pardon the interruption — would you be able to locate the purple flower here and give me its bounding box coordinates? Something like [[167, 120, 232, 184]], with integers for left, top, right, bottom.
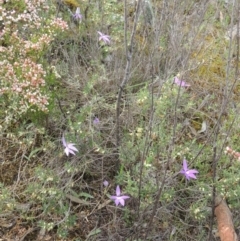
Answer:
[[97, 31, 110, 44], [180, 159, 198, 180], [110, 185, 130, 206], [73, 7, 82, 21], [93, 117, 100, 125], [62, 135, 78, 156], [174, 77, 190, 87], [103, 180, 109, 187]]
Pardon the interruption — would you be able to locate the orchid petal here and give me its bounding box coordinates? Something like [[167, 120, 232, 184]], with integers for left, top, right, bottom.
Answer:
[[103, 180, 109, 187], [116, 185, 121, 196], [174, 77, 190, 87], [119, 198, 125, 206], [62, 135, 67, 147], [182, 159, 188, 171]]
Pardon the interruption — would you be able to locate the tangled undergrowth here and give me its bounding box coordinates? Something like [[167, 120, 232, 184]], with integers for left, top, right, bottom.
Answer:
[[0, 0, 240, 240]]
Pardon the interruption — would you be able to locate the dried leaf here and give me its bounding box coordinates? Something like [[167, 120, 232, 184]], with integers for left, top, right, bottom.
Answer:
[[215, 195, 238, 241], [66, 194, 92, 206], [198, 121, 207, 133], [87, 228, 101, 238], [97, 199, 111, 209]]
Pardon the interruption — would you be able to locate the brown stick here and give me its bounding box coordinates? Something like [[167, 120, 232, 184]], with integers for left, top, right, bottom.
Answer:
[[214, 195, 238, 241]]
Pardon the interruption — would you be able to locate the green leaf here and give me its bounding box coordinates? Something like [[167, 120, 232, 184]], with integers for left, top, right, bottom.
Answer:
[[87, 228, 101, 238], [79, 192, 94, 199]]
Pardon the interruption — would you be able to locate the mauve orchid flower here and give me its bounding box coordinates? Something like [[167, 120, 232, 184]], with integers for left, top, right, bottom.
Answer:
[[110, 185, 130, 206], [174, 77, 190, 87], [93, 117, 100, 125], [97, 31, 110, 44], [73, 7, 82, 21], [103, 180, 109, 187], [180, 159, 198, 180], [62, 135, 78, 156]]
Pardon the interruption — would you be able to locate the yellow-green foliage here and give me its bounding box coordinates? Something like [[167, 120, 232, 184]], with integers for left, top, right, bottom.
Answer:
[[190, 35, 227, 88], [63, 0, 80, 8], [187, 2, 233, 89]]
